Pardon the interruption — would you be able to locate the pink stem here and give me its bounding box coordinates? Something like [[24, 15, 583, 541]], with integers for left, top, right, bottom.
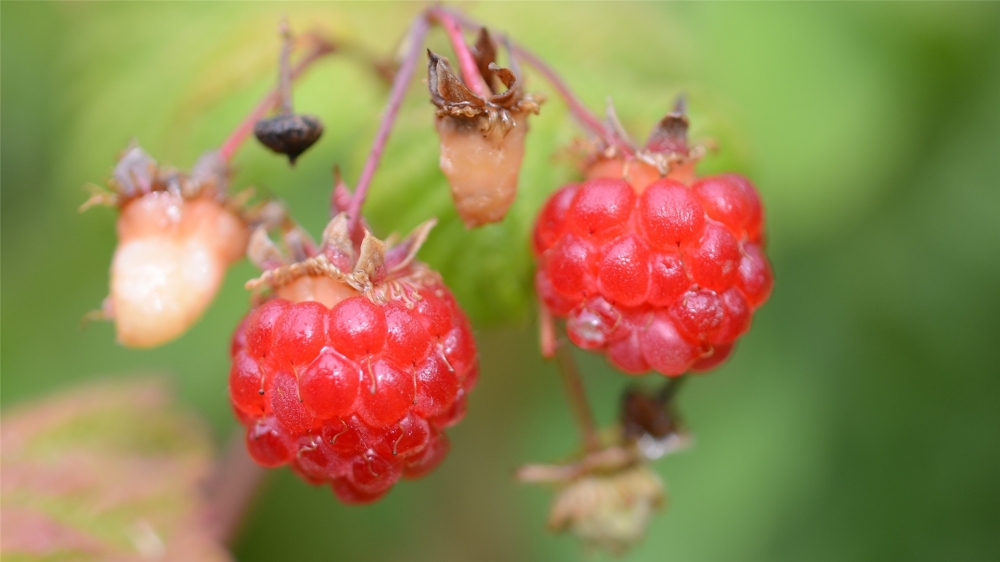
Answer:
[[218, 37, 335, 163], [428, 7, 491, 99], [440, 7, 633, 155], [345, 15, 431, 234]]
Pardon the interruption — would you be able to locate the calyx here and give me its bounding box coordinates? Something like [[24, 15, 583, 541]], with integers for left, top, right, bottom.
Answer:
[[246, 213, 439, 303]]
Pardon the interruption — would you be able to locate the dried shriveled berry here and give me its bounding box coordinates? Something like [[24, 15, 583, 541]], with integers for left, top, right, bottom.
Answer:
[[254, 114, 324, 165]]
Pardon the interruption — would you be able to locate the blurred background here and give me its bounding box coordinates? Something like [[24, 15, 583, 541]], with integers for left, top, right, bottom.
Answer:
[[3, 2, 999, 561]]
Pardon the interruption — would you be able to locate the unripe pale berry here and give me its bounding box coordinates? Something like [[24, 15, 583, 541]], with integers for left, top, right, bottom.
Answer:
[[85, 146, 250, 348], [427, 31, 542, 228]]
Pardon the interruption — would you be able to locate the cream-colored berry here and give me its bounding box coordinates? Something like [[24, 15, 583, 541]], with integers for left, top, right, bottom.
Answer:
[[109, 193, 247, 348], [436, 114, 528, 228]]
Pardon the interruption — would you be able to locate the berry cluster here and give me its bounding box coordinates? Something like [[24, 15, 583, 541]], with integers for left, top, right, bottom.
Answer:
[[534, 153, 773, 376], [86, 7, 776, 540], [229, 217, 477, 503]]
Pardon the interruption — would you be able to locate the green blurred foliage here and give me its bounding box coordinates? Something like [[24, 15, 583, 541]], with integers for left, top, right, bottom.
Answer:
[[2, 2, 999, 561]]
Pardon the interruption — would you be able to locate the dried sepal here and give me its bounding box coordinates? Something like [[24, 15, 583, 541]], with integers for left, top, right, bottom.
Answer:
[[349, 230, 387, 291], [548, 464, 665, 556], [385, 218, 436, 274], [84, 143, 232, 211], [247, 227, 287, 271], [320, 212, 355, 271], [245, 213, 441, 306], [427, 50, 542, 133], [635, 96, 709, 179], [429, 49, 541, 227], [471, 27, 498, 90], [428, 50, 486, 114], [519, 388, 691, 555]]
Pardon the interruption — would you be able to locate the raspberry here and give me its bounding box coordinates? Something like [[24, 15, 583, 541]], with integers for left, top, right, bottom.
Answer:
[[231, 214, 477, 503], [83, 145, 250, 348], [532, 110, 772, 376], [427, 30, 542, 228]]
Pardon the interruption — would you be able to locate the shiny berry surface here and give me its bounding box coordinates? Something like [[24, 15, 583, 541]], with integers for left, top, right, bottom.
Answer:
[[533, 172, 773, 376], [230, 282, 477, 503]]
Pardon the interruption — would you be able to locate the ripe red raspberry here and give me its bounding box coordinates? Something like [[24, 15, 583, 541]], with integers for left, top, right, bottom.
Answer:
[[533, 109, 773, 376], [230, 214, 477, 503]]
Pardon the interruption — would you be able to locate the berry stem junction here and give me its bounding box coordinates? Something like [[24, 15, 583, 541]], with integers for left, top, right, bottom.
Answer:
[[427, 7, 493, 99], [439, 6, 633, 156]]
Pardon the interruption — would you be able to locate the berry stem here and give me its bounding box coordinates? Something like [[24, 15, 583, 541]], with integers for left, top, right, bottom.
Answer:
[[427, 7, 492, 99], [656, 375, 686, 406], [438, 6, 633, 155], [218, 34, 335, 163], [345, 14, 431, 234], [555, 342, 602, 453], [203, 430, 266, 545], [276, 21, 294, 116]]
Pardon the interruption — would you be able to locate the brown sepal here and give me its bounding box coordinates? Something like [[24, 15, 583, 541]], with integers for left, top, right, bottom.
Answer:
[[427, 50, 542, 129]]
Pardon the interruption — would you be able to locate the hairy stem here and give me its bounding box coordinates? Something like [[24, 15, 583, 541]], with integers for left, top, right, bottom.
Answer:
[[345, 15, 431, 235], [555, 342, 602, 453], [218, 35, 335, 163], [440, 6, 632, 155]]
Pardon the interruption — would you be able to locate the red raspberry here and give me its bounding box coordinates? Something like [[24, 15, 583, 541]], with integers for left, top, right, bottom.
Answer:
[[231, 214, 477, 503], [533, 110, 772, 376]]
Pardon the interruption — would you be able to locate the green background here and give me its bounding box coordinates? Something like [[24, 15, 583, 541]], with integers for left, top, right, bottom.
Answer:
[[3, 2, 999, 560]]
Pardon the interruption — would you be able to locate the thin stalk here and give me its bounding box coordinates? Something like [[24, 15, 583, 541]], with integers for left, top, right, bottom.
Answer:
[[218, 35, 335, 163], [276, 21, 294, 116], [657, 375, 686, 406], [555, 342, 601, 453], [427, 7, 491, 98], [203, 430, 266, 545], [439, 6, 633, 155], [345, 15, 431, 235]]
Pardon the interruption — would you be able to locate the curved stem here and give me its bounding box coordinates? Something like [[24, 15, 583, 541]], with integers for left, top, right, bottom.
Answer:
[[218, 35, 335, 163], [439, 6, 632, 155], [345, 15, 431, 235], [555, 342, 601, 453]]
